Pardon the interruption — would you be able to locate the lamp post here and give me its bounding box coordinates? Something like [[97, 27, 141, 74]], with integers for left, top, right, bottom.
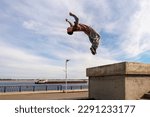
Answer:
[[65, 59, 70, 93]]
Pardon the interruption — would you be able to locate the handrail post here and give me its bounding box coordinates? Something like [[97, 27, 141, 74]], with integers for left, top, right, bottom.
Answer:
[[33, 86, 35, 92], [80, 85, 83, 90], [57, 85, 59, 90], [71, 86, 72, 90], [46, 85, 48, 91], [19, 86, 22, 92], [4, 86, 6, 93]]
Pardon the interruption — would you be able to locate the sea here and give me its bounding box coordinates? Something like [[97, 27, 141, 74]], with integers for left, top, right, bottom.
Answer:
[[0, 81, 88, 93]]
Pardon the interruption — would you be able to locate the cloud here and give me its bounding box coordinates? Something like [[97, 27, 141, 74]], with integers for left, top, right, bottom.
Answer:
[[119, 0, 150, 57], [0, 42, 65, 78], [23, 20, 42, 32], [0, 41, 117, 79]]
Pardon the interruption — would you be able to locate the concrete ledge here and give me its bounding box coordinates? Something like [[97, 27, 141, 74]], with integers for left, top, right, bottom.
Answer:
[[126, 62, 150, 75], [86, 62, 126, 77], [87, 62, 150, 77]]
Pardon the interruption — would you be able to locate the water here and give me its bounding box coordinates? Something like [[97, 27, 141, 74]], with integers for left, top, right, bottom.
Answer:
[[0, 81, 34, 86], [0, 81, 88, 92]]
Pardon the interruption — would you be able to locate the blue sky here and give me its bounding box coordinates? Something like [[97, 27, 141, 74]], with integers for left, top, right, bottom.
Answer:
[[0, 0, 150, 79]]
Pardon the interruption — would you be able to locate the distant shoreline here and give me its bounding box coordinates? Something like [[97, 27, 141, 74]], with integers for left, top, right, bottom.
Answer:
[[35, 80, 88, 84], [0, 79, 88, 83]]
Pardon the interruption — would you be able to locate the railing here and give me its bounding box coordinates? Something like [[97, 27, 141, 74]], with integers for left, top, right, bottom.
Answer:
[[0, 84, 88, 93]]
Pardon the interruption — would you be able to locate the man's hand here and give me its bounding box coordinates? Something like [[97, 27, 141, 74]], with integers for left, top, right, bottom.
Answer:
[[66, 19, 68, 22], [69, 12, 74, 16], [66, 18, 73, 26]]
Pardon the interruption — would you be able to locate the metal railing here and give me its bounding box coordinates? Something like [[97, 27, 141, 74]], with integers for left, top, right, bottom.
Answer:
[[0, 84, 88, 93]]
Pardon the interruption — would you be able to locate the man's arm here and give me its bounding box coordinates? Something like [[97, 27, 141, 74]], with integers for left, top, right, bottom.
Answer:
[[69, 12, 79, 26], [66, 19, 73, 27]]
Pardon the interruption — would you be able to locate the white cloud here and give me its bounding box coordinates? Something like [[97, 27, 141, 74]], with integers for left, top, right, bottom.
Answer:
[[23, 20, 42, 31], [120, 0, 150, 57], [0, 41, 117, 79], [0, 42, 65, 78]]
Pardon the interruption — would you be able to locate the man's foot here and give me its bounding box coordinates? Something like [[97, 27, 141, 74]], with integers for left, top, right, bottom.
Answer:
[[90, 47, 96, 55]]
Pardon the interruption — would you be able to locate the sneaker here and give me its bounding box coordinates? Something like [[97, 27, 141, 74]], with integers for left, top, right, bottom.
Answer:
[[90, 47, 96, 55]]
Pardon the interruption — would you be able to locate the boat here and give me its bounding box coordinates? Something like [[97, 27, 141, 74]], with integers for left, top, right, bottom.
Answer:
[[35, 80, 48, 84]]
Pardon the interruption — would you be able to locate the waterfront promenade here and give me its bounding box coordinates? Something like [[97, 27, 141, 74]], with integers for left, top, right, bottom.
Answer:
[[0, 90, 88, 100]]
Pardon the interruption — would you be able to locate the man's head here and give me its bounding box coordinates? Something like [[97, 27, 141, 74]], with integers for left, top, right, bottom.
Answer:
[[67, 27, 73, 35]]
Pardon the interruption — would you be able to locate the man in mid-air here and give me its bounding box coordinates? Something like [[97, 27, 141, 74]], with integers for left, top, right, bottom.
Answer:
[[66, 12, 101, 55]]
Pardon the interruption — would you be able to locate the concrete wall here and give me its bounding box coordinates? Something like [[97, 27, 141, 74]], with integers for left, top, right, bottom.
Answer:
[[89, 76, 125, 100], [125, 77, 150, 99], [87, 62, 150, 100]]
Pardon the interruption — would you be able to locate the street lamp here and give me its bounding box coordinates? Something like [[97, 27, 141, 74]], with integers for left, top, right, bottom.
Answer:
[[65, 59, 70, 93]]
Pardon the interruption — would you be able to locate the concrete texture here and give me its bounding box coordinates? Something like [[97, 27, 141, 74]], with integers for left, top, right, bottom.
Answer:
[[125, 77, 150, 99], [89, 76, 125, 100], [87, 62, 126, 77], [86, 62, 150, 100]]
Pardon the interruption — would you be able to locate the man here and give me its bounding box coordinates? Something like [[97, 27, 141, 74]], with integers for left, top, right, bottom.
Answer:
[[66, 12, 101, 55]]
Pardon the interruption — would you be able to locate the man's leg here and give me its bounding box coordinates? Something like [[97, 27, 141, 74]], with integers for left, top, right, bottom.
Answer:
[[90, 36, 99, 55]]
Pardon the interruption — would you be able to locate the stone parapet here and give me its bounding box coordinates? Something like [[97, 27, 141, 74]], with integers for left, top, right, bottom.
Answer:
[[87, 62, 150, 77]]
